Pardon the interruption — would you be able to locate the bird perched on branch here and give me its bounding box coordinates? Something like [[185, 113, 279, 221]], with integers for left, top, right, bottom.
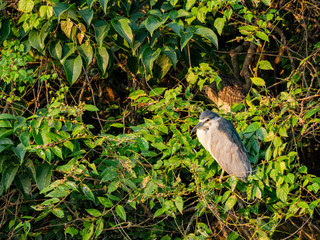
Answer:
[[191, 110, 252, 182]]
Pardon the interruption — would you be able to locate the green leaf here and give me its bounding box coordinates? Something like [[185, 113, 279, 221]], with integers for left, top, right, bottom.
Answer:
[[63, 55, 83, 85], [3, 166, 19, 191], [65, 227, 78, 237], [214, 17, 225, 35], [86, 209, 101, 217], [39, 5, 53, 19], [244, 122, 261, 133], [194, 26, 218, 48], [145, 16, 165, 37], [78, 7, 93, 27], [51, 208, 64, 218], [12, 143, 26, 164], [95, 219, 104, 238], [304, 106, 320, 119], [257, 60, 274, 70], [87, 0, 95, 8], [78, 44, 93, 67], [256, 31, 269, 42], [0, 19, 10, 42], [153, 207, 165, 218], [276, 183, 289, 202], [53, 3, 70, 22], [83, 104, 99, 112], [142, 47, 161, 73], [14, 173, 31, 196], [52, 146, 63, 159], [18, 0, 34, 13], [49, 41, 62, 60], [180, 32, 193, 50], [99, 0, 109, 14], [161, 46, 177, 70], [94, 20, 110, 47], [29, 30, 43, 52], [224, 195, 237, 212], [98, 197, 113, 207], [251, 77, 265, 86], [111, 17, 133, 46], [96, 46, 109, 75], [107, 181, 119, 193], [82, 184, 95, 202], [82, 222, 94, 240], [61, 43, 76, 64], [115, 205, 126, 221], [36, 163, 53, 190], [174, 196, 183, 214]]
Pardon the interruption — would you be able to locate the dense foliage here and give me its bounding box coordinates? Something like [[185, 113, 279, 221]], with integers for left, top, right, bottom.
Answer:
[[0, 0, 320, 239]]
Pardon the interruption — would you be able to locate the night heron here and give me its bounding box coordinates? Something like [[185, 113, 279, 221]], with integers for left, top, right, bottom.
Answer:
[[191, 110, 252, 182]]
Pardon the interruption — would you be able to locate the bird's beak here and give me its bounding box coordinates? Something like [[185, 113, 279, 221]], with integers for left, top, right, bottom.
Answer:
[[191, 121, 204, 135]]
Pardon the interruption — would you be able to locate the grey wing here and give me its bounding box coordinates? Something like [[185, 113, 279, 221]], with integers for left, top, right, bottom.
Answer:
[[208, 118, 252, 181]]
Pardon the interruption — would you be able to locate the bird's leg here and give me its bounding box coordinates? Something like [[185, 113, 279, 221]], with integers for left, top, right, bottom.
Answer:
[[219, 169, 225, 183]]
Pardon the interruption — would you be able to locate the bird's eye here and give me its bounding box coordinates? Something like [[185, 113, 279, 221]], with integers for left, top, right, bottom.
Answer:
[[205, 118, 210, 122]]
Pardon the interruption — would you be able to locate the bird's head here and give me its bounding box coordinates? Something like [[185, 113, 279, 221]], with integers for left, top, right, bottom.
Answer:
[[191, 111, 220, 134]]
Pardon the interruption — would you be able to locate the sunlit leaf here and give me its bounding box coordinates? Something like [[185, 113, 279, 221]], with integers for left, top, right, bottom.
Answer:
[[115, 205, 126, 221]]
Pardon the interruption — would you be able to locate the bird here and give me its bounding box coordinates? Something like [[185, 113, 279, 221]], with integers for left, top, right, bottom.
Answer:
[[191, 110, 252, 182], [202, 74, 250, 112]]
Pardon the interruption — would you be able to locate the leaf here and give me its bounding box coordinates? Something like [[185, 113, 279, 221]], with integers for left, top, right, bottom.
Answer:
[[78, 7, 93, 27], [82, 223, 94, 240], [95, 219, 104, 238], [256, 31, 269, 42], [82, 184, 95, 202], [99, 0, 109, 14], [251, 77, 265, 86], [161, 46, 177, 70], [180, 32, 193, 50], [18, 0, 34, 13], [52, 146, 63, 159], [63, 55, 83, 85], [86, 209, 101, 217], [224, 195, 237, 212], [96, 46, 109, 75], [87, 0, 95, 8], [174, 196, 183, 214], [12, 143, 26, 164], [78, 43, 93, 67], [61, 18, 73, 38], [53, 2, 70, 22], [36, 163, 53, 190], [49, 41, 62, 60], [244, 122, 261, 133], [111, 17, 133, 46], [194, 26, 218, 48], [145, 16, 165, 37], [29, 30, 43, 52], [107, 181, 119, 193], [115, 205, 126, 221], [61, 43, 76, 64], [39, 5, 53, 19], [83, 104, 99, 112], [276, 183, 289, 202], [214, 17, 225, 35], [304, 106, 320, 119], [142, 47, 161, 73], [94, 20, 110, 47], [0, 18, 10, 41], [65, 227, 78, 237], [98, 197, 113, 207], [257, 60, 274, 70], [3, 166, 19, 191], [51, 208, 64, 218]]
